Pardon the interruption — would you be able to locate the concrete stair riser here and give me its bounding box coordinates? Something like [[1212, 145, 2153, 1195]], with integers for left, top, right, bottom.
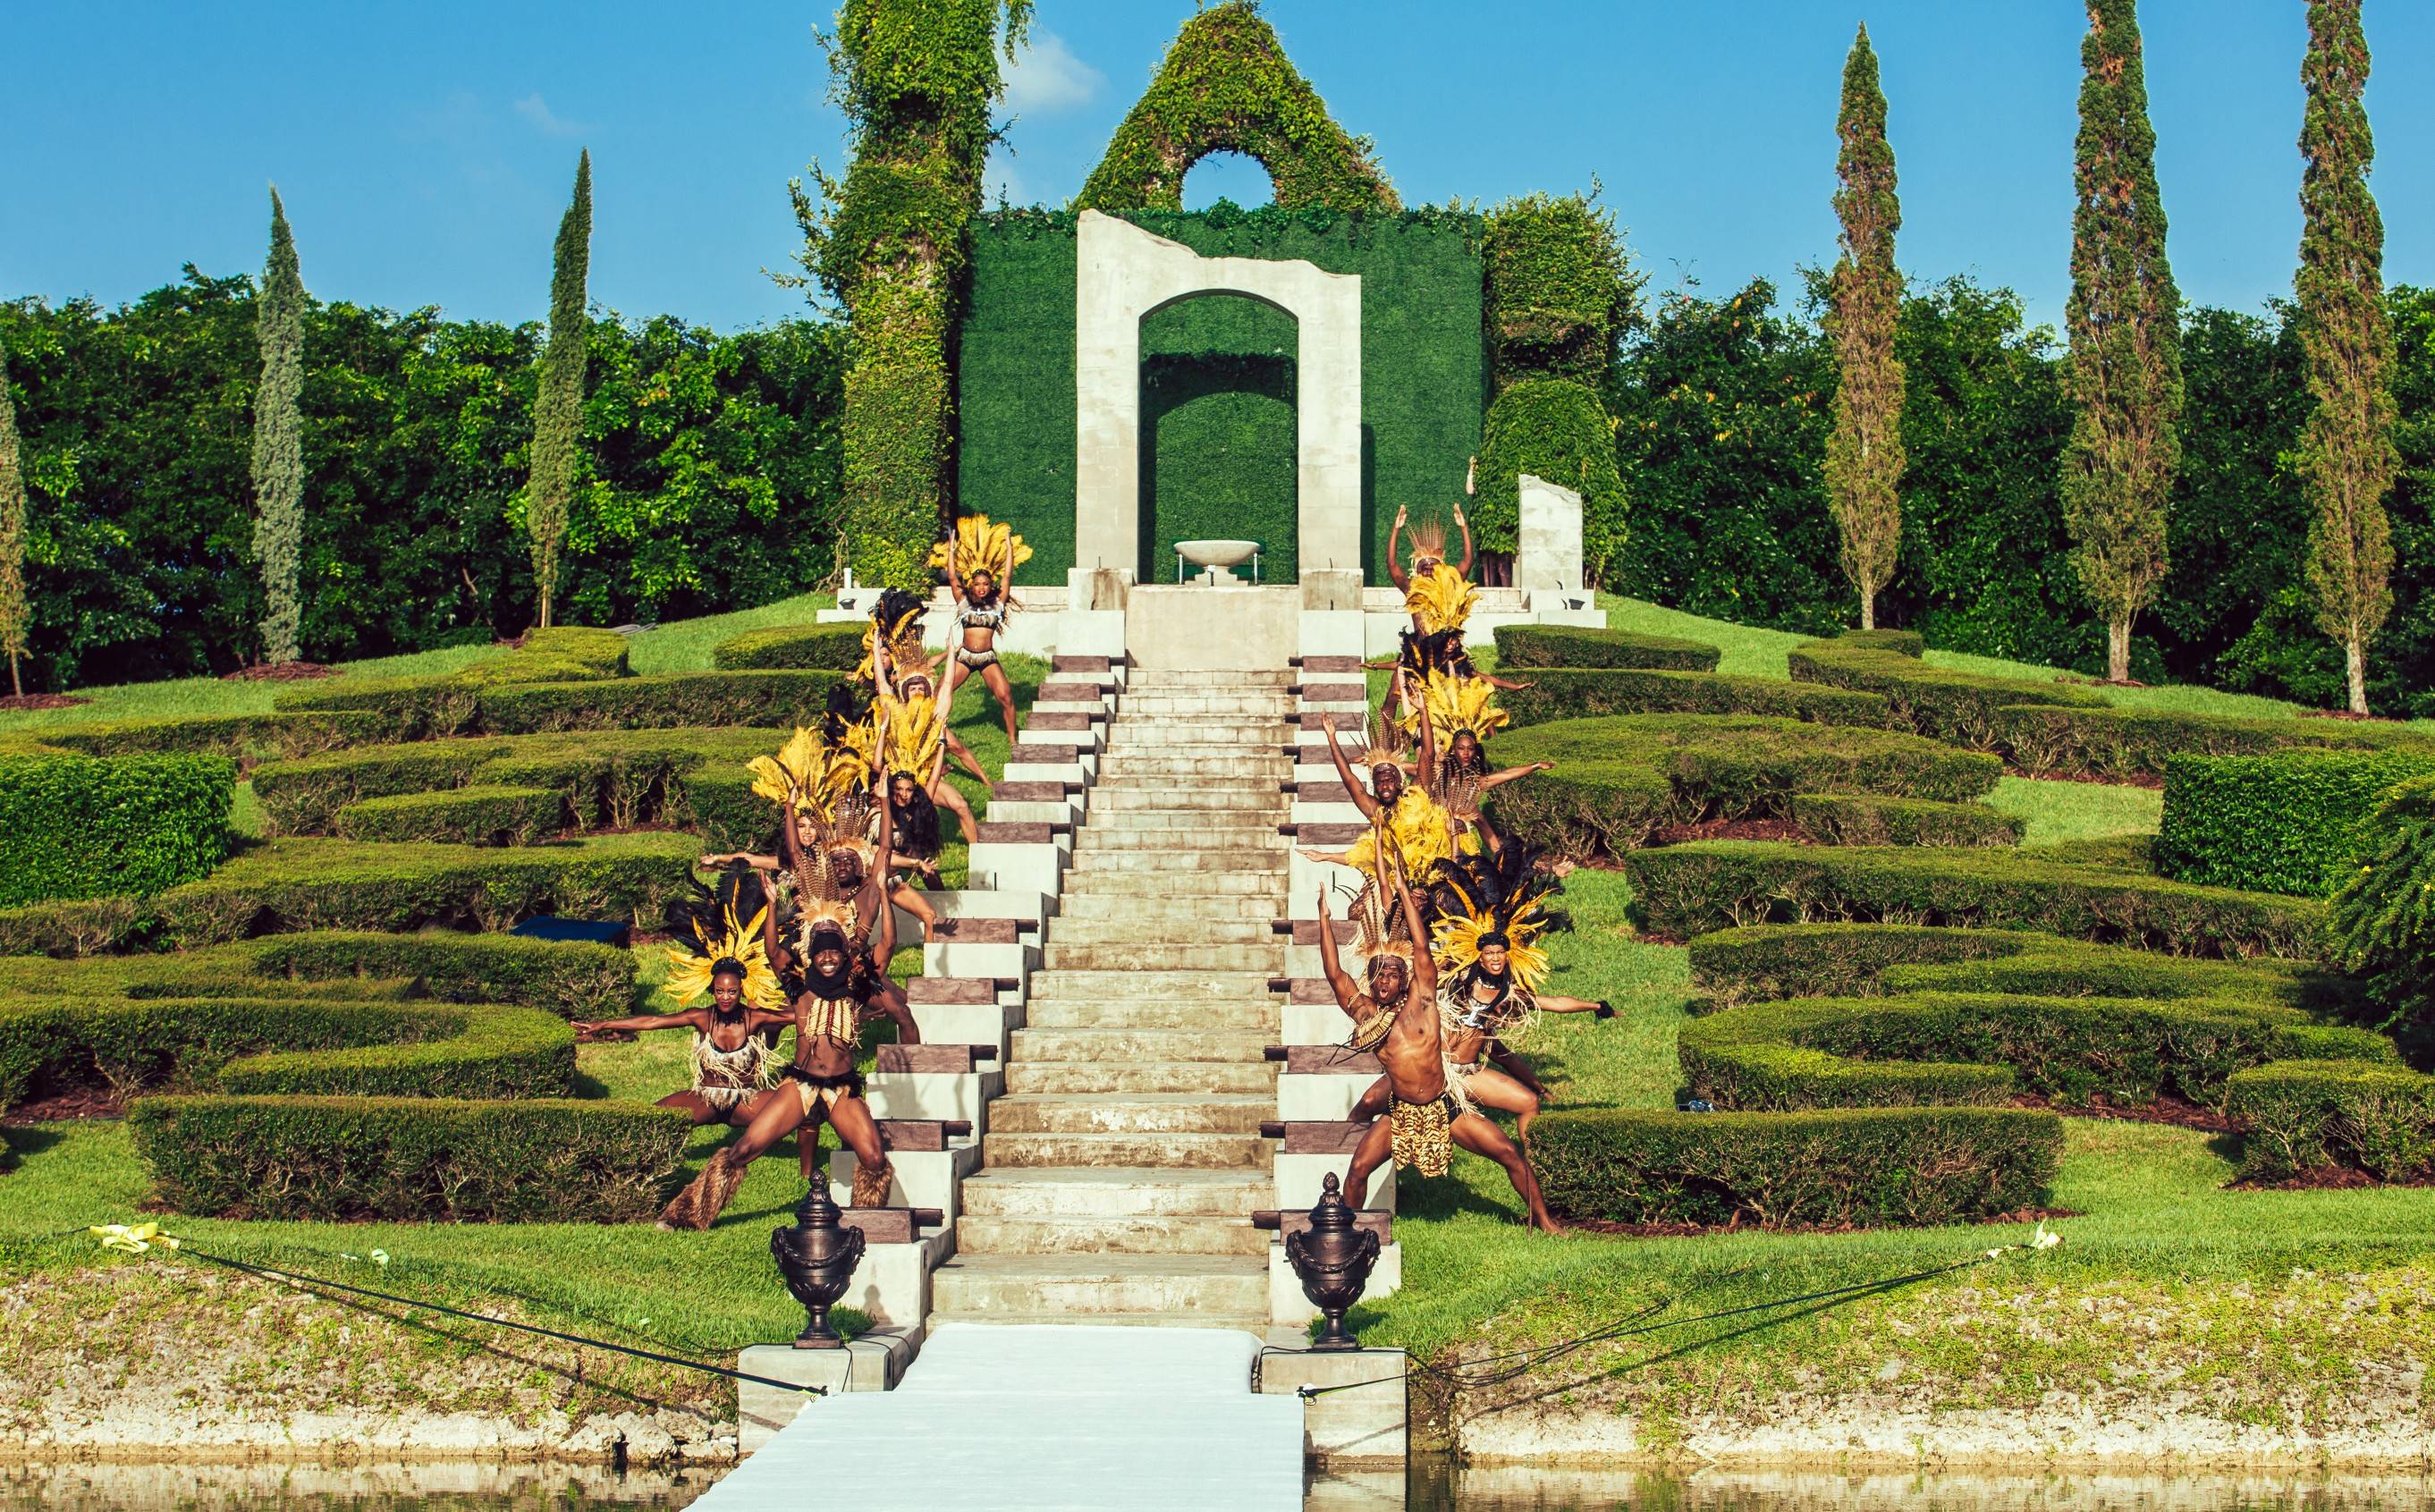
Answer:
[[1091, 789, 1289, 811], [1064, 850, 1287, 875], [1076, 813, 1283, 835], [982, 1131, 1275, 1169], [955, 1216, 1274, 1257], [928, 1260, 1270, 1318], [1056, 871, 1285, 897], [1058, 894, 1282, 922], [958, 1168, 1270, 1218], [1050, 918, 1276, 945], [1010, 1026, 1270, 1062], [988, 1094, 1272, 1135], [1003, 1060, 1278, 1094], [1025, 969, 1279, 996], [1041, 943, 1281, 972], [1020, 998, 1276, 1032]]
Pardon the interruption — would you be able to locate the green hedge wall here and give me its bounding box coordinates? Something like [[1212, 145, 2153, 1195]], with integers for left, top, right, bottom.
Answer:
[[1994, 704, 2435, 781], [25, 712, 376, 763], [1788, 636, 2103, 748], [1788, 793, 2023, 849], [2227, 1059, 2435, 1182], [1530, 1106, 2063, 1229], [2154, 749, 2435, 897], [1491, 715, 1999, 857], [1626, 842, 2326, 958], [1498, 668, 1889, 730], [336, 785, 569, 847], [234, 930, 636, 1020], [274, 671, 843, 742], [129, 1095, 689, 1222], [0, 753, 235, 907], [710, 623, 866, 672], [1492, 624, 1721, 672], [958, 207, 1484, 584]]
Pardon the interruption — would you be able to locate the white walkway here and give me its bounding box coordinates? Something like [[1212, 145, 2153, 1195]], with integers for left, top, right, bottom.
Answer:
[[693, 1322, 1306, 1510]]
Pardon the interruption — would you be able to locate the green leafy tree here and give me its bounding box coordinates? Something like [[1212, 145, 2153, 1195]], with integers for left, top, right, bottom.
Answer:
[[528, 149, 591, 630], [0, 336, 26, 696], [1823, 23, 1907, 630], [2062, 0, 2183, 683], [2330, 774, 2435, 1056], [2295, 0, 2397, 715], [250, 189, 307, 664]]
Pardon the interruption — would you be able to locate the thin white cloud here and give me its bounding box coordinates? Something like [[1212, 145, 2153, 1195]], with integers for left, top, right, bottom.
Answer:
[[513, 93, 587, 139], [1001, 31, 1103, 115]]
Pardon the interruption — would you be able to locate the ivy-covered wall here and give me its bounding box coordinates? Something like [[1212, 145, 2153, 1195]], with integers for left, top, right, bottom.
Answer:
[[958, 205, 1485, 584]]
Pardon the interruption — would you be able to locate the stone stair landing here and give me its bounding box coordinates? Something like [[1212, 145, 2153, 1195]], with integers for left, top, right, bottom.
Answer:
[[928, 669, 1289, 1331]]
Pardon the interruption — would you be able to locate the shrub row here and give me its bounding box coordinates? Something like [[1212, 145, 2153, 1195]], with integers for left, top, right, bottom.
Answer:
[[710, 621, 867, 671], [273, 670, 843, 742], [1491, 624, 1721, 672], [452, 626, 632, 685], [23, 712, 376, 762], [1625, 842, 2326, 958], [1492, 715, 2000, 857], [1498, 668, 1889, 730], [2228, 1060, 2435, 1183], [2153, 749, 2435, 898], [1788, 637, 2104, 748], [336, 785, 568, 846], [1788, 794, 2022, 849], [1994, 704, 2435, 781], [128, 1095, 689, 1222], [1530, 1105, 2064, 1230], [0, 753, 235, 908], [1679, 991, 2388, 1113], [234, 930, 636, 1020]]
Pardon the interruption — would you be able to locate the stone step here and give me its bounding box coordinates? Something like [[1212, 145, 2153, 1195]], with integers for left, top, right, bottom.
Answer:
[[1057, 870, 1284, 897], [1010, 1026, 1271, 1062], [1021, 998, 1274, 1032], [1072, 825, 1284, 850], [1042, 942, 1281, 972], [1115, 696, 1295, 715], [926, 1254, 1271, 1319], [924, 1309, 1272, 1333], [955, 1214, 1272, 1257], [1065, 850, 1287, 876], [1058, 894, 1280, 923], [1003, 1060, 1278, 1094], [1097, 754, 1290, 773], [1126, 671, 1295, 688], [1093, 773, 1282, 792], [1049, 917, 1276, 946], [1026, 969, 1279, 997], [1090, 788, 1285, 811], [987, 1094, 1273, 1135], [958, 1167, 1271, 1218], [1103, 731, 1285, 749], [982, 1129, 1273, 1169]]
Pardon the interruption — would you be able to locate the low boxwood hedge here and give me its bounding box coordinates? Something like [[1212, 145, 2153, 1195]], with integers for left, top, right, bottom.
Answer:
[[1492, 715, 2000, 857], [336, 785, 568, 846], [2153, 749, 2435, 898], [253, 741, 509, 833], [274, 671, 842, 742], [1500, 668, 1890, 730], [1991, 704, 2435, 781], [233, 930, 636, 1019], [30, 712, 376, 762], [2227, 1059, 2435, 1183], [1626, 842, 2326, 958], [1492, 624, 1721, 672], [711, 622, 867, 671], [1788, 793, 2023, 849], [451, 627, 631, 687], [1835, 629, 1926, 657], [1788, 636, 2104, 748], [129, 1095, 689, 1222], [1530, 1105, 2063, 1229], [0, 753, 235, 908]]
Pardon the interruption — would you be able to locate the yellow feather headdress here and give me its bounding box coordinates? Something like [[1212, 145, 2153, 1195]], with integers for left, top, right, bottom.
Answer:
[[1345, 784, 1455, 887], [1405, 562, 1477, 636], [880, 692, 946, 781], [1403, 668, 1510, 744], [1429, 844, 1566, 997], [1406, 518, 1450, 569], [748, 724, 872, 819], [663, 903, 790, 1013], [788, 791, 878, 957], [857, 587, 936, 688], [1341, 707, 1417, 777], [929, 513, 1032, 587]]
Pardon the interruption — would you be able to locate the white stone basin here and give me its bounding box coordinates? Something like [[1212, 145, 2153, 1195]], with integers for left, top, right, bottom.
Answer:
[[1175, 538, 1259, 569]]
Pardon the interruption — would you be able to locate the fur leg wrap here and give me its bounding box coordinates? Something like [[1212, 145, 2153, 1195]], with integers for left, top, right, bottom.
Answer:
[[658, 1147, 748, 1231], [850, 1156, 894, 1209]]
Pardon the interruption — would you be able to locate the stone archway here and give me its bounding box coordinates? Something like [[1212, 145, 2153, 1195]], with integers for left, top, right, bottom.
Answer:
[[1073, 209, 1361, 579]]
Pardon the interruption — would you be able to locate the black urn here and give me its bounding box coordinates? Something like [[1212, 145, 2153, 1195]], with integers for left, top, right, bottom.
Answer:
[[770, 1182, 867, 1349], [1283, 1171, 1381, 1352]]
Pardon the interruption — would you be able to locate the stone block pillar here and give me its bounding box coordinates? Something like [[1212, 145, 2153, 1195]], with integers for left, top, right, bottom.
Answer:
[[1514, 474, 1584, 600]]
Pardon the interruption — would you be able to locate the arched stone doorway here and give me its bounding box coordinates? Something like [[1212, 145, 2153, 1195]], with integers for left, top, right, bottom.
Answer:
[[1138, 291, 1298, 581]]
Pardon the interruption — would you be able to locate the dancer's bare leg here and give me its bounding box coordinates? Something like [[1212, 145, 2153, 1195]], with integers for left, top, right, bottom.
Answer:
[[1451, 1111, 1562, 1233], [1342, 1115, 1395, 1211]]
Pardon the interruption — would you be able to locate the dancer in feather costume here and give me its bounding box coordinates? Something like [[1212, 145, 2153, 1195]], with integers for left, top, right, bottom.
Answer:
[[932, 512, 1028, 744]]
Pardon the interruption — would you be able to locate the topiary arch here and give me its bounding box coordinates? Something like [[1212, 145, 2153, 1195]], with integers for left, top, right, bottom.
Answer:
[[1074, 2, 1399, 215]]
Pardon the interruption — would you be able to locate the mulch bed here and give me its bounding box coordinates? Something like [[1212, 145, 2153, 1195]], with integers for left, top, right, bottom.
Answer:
[[2, 1087, 123, 1125], [2301, 709, 2406, 722], [2228, 1165, 2435, 1192], [2002, 764, 2164, 790], [0, 692, 90, 711], [1562, 1204, 2076, 1239], [2059, 674, 2152, 689], [221, 661, 340, 682], [2008, 1090, 2238, 1132], [1649, 817, 1805, 846]]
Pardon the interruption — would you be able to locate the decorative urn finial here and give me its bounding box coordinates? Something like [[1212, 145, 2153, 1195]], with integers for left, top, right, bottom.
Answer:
[[1283, 1171, 1381, 1351], [771, 1181, 866, 1349]]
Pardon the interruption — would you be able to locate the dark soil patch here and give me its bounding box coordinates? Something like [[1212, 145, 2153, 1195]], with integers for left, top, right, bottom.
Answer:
[[2003, 764, 2164, 790], [1650, 816, 1804, 846], [3, 1087, 123, 1124], [0, 692, 90, 711], [571, 1026, 640, 1044], [2059, 674, 2152, 689], [2228, 1164, 2435, 1192], [1562, 1204, 2076, 1239], [221, 661, 340, 682], [2303, 709, 2405, 722], [2008, 1090, 2238, 1132]]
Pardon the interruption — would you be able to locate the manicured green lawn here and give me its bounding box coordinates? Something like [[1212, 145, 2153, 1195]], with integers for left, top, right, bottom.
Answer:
[[1602, 597, 1818, 680], [1983, 773, 2162, 847]]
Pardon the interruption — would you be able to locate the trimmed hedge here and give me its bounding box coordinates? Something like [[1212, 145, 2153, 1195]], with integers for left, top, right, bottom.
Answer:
[[1788, 637, 2103, 748], [1992, 704, 2435, 781], [254, 741, 508, 833], [1627, 842, 2326, 958], [2154, 749, 2435, 897], [235, 930, 636, 1020], [0, 753, 235, 907], [1679, 991, 2389, 1113], [2228, 1059, 2435, 1183], [1835, 629, 1926, 657], [273, 670, 843, 742], [1492, 624, 1721, 672], [1530, 1106, 2063, 1229], [452, 627, 631, 686], [711, 622, 866, 672], [1500, 668, 1890, 731], [1788, 794, 2023, 849], [129, 1095, 689, 1222], [1492, 715, 2000, 857], [337, 785, 567, 846], [30, 712, 376, 762]]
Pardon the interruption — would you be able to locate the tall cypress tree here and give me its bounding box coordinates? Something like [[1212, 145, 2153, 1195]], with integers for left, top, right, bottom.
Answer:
[[2062, 0, 2183, 683], [2295, 0, 2396, 716], [1823, 22, 1906, 631], [528, 149, 591, 630], [250, 188, 307, 665], [0, 338, 28, 697]]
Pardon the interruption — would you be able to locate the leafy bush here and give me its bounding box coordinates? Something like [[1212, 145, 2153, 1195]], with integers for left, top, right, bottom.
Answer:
[[711, 622, 866, 671], [1482, 191, 1636, 384], [1492, 624, 1721, 672], [336, 785, 568, 847], [1788, 793, 2023, 848], [31, 713, 375, 762], [253, 741, 508, 833], [129, 1095, 688, 1222], [1626, 842, 2326, 958], [0, 753, 235, 906], [1499, 668, 1888, 730], [1492, 715, 1999, 857], [1788, 636, 2103, 747], [274, 671, 842, 742], [2329, 775, 2435, 1060], [1477, 378, 1628, 569], [2155, 749, 2435, 897], [1835, 629, 1925, 657], [1530, 1106, 2063, 1229], [236, 930, 636, 1020], [1994, 704, 2435, 780], [2227, 1059, 2435, 1182]]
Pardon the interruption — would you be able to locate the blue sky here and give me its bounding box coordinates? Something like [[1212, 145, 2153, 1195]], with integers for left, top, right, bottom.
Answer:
[[7, 1, 2430, 334]]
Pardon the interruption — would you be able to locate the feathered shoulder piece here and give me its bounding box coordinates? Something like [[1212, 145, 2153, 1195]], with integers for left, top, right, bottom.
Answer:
[[1405, 562, 1477, 636], [859, 587, 935, 688], [880, 690, 946, 781], [663, 866, 788, 1012], [1412, 669, 1510, 744], [929, 513, 1032, 587], [1431, 840, 1568, 996]]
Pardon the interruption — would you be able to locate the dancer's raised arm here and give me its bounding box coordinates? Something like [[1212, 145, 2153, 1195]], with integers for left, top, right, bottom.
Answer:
[[1385, 504, 1412, 593], [1318, 712, 1382, 824], [1388, 857, 1435, 1003], [1476, 759, 1556, 794], [1451, 499, 1475, 579], [1315, 887, 1361, 1013]]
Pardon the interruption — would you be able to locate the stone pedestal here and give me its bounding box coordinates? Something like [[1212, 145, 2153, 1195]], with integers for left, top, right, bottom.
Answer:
[[1515, 473, 1584, 597], [1257, 1347, 1408, 1466], [735, 1326, 919, 1456]]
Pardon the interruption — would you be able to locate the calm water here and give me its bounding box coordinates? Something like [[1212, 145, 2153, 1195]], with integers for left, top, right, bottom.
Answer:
[[7, 1462, 2433, 1512]]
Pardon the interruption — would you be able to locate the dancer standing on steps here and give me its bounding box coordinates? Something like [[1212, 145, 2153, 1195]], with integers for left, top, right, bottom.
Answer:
[[934, 513, 1030, 746]]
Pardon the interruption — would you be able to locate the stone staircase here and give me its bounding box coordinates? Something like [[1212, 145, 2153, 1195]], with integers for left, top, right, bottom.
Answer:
[[928, 669, 1292, 1330]]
